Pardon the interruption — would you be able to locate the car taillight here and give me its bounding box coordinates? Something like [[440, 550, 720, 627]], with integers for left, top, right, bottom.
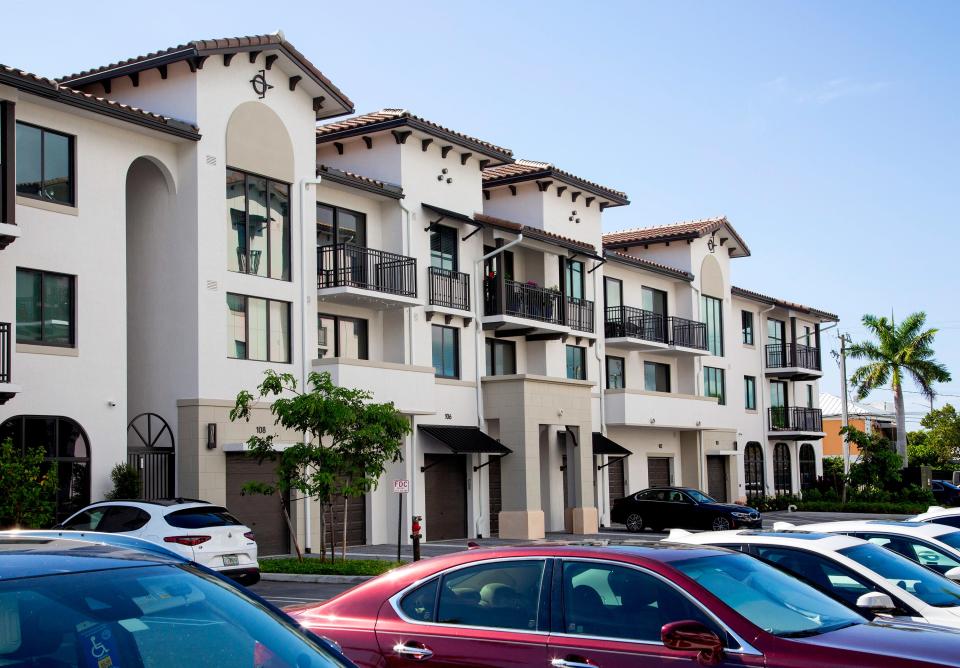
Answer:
[[163, 535, 211, 546], [244, 531, 256, 541]]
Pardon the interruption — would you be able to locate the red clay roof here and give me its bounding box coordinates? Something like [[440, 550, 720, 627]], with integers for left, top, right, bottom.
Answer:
[[316, 164, 403, 199], [316, 109, 513, 163], [731, 286, 838, 321], [603, 216, 750, 256], [483, 159, 629, 205], [0, 65, 200, 139], [56, 33, 353, 115], [603, 249, 694, 282], [474, 213, 597, 254]]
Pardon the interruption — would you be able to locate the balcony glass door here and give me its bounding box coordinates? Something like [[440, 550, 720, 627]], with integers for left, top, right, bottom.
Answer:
[[642, 286, 667, 342], [565, 260, 585, 300], [770, 380, 788, 428]]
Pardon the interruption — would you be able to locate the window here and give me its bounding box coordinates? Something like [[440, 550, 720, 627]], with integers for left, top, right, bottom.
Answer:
[[432, 325, 459, 378], [436, 560, 545, 630], [165, 506, 243, 529], [226, 293, 290, 362], [565, 260, 585, 300], [701, 294, 723, 356], [770, 380, 788, 427], [60, 508, 107, 531], [774, 442, 792, 495], [317, 203, 366, 247], [606, 356, 625, 389], [317, 314, 368, 360], [560, 561, 715, 642], [642, 286, 667, 317], [644, 361, 670, 393], [566, 345, 586, 380], [703, 366, 725, 405], [400, 578, 440, 622], [742, 310, 754, 345], [1, 102, 12, 224], [483, 245, 514, 281], [799, 443, 816, 490], [604, 277, 623, 310], [768, 318, 785, 345], [752, 546, 880, 609], [430, 224, 458, 271], [804, 325, 813, 347], [226, 168, 290, 280], [744, 442, 764, 497], [15, 268, 75, 346], [806, 384, 814, 408], [15, 121, 74, 205], [839, 543, 960, 606], [744, 376, 757, 410], [485, 339, 516, 376], [96, 506, 152, 533]]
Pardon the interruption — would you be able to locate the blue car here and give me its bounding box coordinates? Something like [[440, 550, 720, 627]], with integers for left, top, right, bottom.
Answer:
[[933, 480, 960, 507], [0, 530, 355, 667]]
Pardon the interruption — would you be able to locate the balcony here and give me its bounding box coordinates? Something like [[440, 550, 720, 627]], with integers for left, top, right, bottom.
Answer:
[[768, 406, 824, 440], [312, 357, 436, 415], [765, 343, 823, 380], [566, 297, 595, 334], [668, 316, 708, 354], [0, 322, 19, 405], [604, 308, 708, 355], [317, 243, 419, 308], [427, 266, 470, 312], [604, 388, 726, 431]]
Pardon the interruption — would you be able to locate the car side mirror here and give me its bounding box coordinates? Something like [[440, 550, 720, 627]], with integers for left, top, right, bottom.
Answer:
[[945, 567, 960, 583], [661, 620, 724, 666], [855, 592, 895, 611]]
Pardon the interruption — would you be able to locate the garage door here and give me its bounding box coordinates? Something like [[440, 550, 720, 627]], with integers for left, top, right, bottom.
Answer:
[[424, 454, 467, 540], [707, 456, 729, 502], [330, 493, 366, 546], [647, 457, 671, 488], [608, 457, 626, 500], [488, 456, 502, 537], [226, 454, 289, 556]]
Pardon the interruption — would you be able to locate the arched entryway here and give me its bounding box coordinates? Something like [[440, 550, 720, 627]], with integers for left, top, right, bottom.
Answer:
[[773, 442, 792, 496], [744, 441, 765, 498], [127, 412, 175, 500], [0, 415, 90, 520], [799, 443, 817, 491]]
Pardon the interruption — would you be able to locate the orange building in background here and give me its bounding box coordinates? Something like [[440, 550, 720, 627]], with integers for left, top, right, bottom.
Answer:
[[821, 393, 897, 458]]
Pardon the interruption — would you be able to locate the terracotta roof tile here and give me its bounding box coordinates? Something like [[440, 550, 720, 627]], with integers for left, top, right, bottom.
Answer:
[[473, 213, 596, 254], [317, 164, 403, 199], [483, 159, 629, 205], [603, 249, 694, 281], [316, 109, 513, 163], [603, 216, 750, 256], [732, 286, 838, 321]]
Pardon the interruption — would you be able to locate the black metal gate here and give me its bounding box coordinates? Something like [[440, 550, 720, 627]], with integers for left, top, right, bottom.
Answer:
[[127, 413, 175, 500]]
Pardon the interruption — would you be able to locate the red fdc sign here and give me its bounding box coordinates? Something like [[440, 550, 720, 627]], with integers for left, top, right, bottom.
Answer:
[[393, 479, 410, 494]]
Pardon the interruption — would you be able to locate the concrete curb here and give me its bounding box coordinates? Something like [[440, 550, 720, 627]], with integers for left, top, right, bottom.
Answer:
[[260, 572, 375, 584]]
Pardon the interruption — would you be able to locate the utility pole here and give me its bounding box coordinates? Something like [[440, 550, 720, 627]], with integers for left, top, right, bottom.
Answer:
[[839, 333, 851, 502]]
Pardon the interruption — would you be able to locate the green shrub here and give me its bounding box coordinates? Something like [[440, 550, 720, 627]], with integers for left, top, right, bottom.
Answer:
[[901, 485, 937, 505], [105, 462, 141, 500], [0, 438, 59, 529], [260, 558, 403, 577], [797, 501, 927, 514]]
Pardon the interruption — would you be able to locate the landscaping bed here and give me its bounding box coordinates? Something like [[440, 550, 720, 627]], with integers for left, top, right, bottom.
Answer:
[[794, 501, 928, 515], [260, 557, 404, 577]]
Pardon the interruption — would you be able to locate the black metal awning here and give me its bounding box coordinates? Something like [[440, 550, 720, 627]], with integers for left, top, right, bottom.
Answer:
[[592, 432, 631, 456], [419, 425, 512, 455], [422, 204, 484, 240]]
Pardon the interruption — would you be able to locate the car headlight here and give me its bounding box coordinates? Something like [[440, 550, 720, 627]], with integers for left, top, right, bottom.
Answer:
[[731, 512, 753, 520]]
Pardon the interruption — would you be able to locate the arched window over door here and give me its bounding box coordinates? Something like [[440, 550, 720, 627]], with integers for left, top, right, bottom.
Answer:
[[799, 443, 817, 491], [773, 442, 792, 496], [744, 442, 765, 498], [0, 415, 90, 521]]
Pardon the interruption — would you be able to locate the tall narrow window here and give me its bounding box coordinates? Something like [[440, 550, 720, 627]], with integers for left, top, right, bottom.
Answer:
[[565, 260, 585, 300], [803, 325, 812, 347], [774, 442, 792, 495], [226, 293, 290, 362], [317, 314, 368, 360], [606, 356, 625, 389], [744, 376, 757, 410], [799, 443, 816, 491], [485, 339, 516, 376], [432, 325, 459, 379], [566, 345, 586, 380], [703, 366, 725, 405], [0, 101, 12, 225], [770, 380, 788, 428], [742, 310, 754, 345], [701, 294, 723, 356], [16, 122, 74, 206], [644, 361, 671, 393], [15, 268, 75, 346], [806, 384, 814, 409], [604, 277, 623, 310], [226, 168, 290, 280], [430, 225, 457, 271]]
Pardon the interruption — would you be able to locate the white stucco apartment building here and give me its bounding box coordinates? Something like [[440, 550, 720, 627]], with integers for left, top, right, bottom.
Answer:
[[0, 33, 837, 552]]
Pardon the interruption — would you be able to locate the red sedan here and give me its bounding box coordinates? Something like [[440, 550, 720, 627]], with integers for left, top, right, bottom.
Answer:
[[290, 544, 960, 667]]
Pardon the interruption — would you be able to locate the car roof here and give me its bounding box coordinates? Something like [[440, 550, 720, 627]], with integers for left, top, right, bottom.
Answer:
[[802, 519, 958, 538], [912, 506, 960, 521], [665, 529, 862, 551], [0, 532, 186, 579], [71, 499, 221, 516]]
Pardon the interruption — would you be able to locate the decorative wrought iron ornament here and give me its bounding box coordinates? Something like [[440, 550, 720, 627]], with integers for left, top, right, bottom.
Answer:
[[250, 69, 273, 99]]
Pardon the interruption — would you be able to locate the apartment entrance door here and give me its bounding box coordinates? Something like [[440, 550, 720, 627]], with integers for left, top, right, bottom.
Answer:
[[424, 454, 467, 540], [647, 457, 672, 488], [706, 456, 729, 502]]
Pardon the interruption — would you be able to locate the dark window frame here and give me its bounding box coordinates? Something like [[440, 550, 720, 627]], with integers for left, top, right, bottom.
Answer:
[[566, 345, 587, 380], [225, 292, 292, 363], [317, 201, 368, 247], [15, 267, 76, 347], [642, 286, 668, 317], [432, 325, 460, 379], [744, 442, 764, 496], [773, 442, 792, 495], [701, 294, 724, 356], [15, 120, 76, 207], [430, 224, 459, 272], [1, 101, 15, 225], [644, 360, 671, 393], [799, 443, 817, 490], [565, 259, 585, 300], [226, 166, 291, 281], [604, 276, 623, 310], [742, 310, 754, 345], [744, 375, 757, 411], [704, 366, 726, 405], [485, 338, 516, 376], [317, 313, 369, 360], [605, 355, 625, 389]]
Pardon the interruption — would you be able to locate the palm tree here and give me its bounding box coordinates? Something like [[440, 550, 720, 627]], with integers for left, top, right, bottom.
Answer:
[[848, 312, 951, 467]]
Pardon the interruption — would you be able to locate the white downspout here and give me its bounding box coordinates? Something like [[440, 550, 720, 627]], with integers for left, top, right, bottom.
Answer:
[[592, 260, 606, 525], [299, 177, 322, 553], [399, 199, 416, 534], [757, 303, 776, 496]]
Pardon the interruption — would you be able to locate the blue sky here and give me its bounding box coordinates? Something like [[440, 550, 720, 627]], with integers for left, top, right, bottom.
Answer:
[[4, 1, 957, 426]]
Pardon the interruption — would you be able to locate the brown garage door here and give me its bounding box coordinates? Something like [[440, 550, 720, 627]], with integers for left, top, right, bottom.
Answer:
[[488, 456, 502, 537], [648, 457, 671, 488], [707, 456, 728, 502], [608, 457, 626, 500], [226, 454, 289, 556], [330, 493, 367, 546], [424, 454, 467, 540]]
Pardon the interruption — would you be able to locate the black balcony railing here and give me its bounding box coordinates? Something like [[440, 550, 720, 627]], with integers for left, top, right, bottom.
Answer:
[[604, 305, 666, 342], [766, 343, 821, 371], [769, 406, 823, 432], [566, 297, 595, 333], [485, 279, 563, 325], [0, 322, 9, 384], [669, 316, 708, 351], [317, 243, 417, 297], [428, 266, 470, 310]]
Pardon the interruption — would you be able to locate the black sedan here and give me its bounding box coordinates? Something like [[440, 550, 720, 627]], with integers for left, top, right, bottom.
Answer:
[[611, 486, 762, 532], [933, 480, 960, 507]]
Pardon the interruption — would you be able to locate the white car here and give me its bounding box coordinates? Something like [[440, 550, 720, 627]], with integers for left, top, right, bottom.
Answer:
[[665, 528, 960, 629], [57, 499, 260, 585], [910, 506, 960, 530], [776, 519, 960, 578]]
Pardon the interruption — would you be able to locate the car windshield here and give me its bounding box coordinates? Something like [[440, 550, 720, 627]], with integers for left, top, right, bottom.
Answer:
[[686, 490, 714, 504], [931, 530, 960, 552], [839, 543, 960, 607], [0, 563, 345, 667], [673, 553, 863, 637]]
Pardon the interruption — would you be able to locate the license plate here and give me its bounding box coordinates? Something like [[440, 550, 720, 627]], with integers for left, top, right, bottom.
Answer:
[[223, 554, 239, 567]]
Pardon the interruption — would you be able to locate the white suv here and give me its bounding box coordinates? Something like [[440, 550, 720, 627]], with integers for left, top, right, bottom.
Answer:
[[57, 499, 260, 585]]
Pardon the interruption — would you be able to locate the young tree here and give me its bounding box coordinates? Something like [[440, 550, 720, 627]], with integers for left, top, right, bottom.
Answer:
[[908, 404, 960, 469], [841, 425, 902, 492], [0, 438, 59, 529], [105, 462, 142, 500], [848, 313, 951, 467], [230, 370, 410, 560]]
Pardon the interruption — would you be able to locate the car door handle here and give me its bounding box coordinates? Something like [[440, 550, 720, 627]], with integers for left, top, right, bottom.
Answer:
[[551, 657, 596, 668], [393, 641, 434, 661]]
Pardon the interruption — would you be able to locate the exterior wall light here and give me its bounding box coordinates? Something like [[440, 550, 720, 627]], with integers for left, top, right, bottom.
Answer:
[[206, 423, 217, 450]]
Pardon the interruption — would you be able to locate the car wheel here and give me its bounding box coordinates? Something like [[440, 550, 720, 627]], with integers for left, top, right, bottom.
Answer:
[[711, 516, 731, 531], [625, 513, 645, 533]]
